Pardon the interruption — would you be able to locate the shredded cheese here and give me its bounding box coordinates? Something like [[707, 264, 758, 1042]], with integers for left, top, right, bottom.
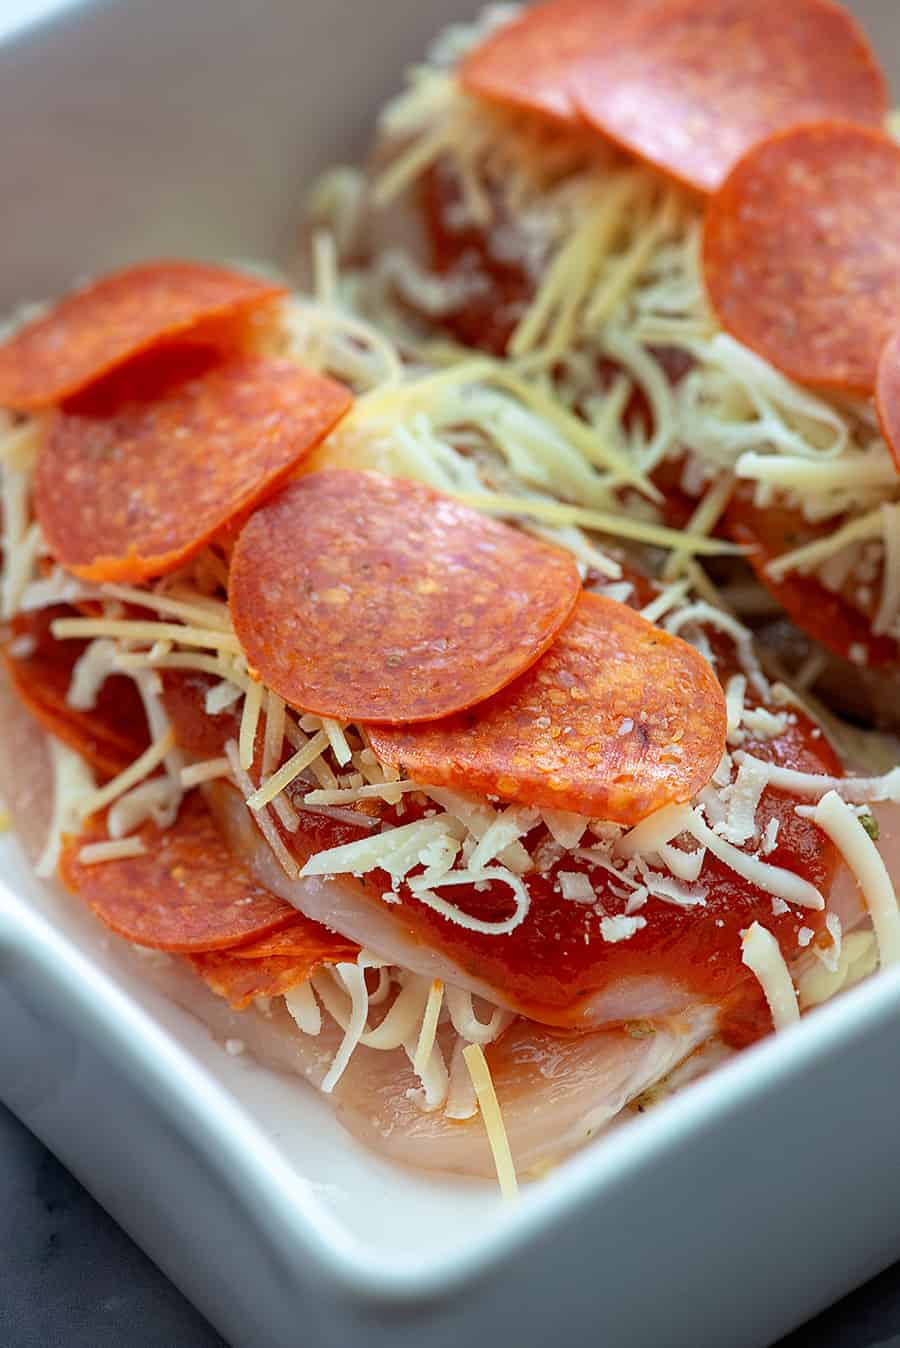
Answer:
[[412, 979, 444, 1077], [741, 922, 799, 1030], [179, 757, 231, 788], [246, 730, 330, 810], [803, 791, 900, 969], [75, 729, 176, 822], [36, 739, 97, 878], [225, 740, 299, 879], [77, 837, 147, 865], [686, 809, 824, 909], [463, 1043, 518, 1200]]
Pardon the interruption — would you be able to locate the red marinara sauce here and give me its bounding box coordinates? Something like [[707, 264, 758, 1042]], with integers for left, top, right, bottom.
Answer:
[[163, 662, 842, 1037]]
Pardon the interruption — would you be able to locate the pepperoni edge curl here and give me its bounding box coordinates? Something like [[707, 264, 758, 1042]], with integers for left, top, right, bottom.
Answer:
[[0, 260, 288, 411], [59, 792, 301, 953]]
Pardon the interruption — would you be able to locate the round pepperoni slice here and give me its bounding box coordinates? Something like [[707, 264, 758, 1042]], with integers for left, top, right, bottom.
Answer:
[[368, 591, 726, 824], [0, 260, 287, 411], [459, 0, 656, 124], [876, 331, 900, 472], [704, 122, 900, 392], [229, 469, 582, 724], [35, 345, 352, 583], [573, 0, 886, 194], [59, 791, 300, 952]]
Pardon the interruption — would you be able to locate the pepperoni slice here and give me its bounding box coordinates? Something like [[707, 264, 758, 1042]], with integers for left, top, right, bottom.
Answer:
[[0, 261, 287, 411], [3, 606, 149, 777], [229, 469, 582, 724], [214, 918, 358, 964], [59, 792, 300, 952], [704, 122, 900, 392], [369, 591, 725, 824], [187, 941, 353, 1010], [876, 331, 900, 472], [34, 346, 352, 583], [725, 490, 899, 669], [573, 0, 886, 194], [459, 0, 656, 124]]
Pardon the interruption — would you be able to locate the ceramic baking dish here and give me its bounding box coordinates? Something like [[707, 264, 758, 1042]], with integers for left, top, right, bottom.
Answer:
[[2, 2, 900, 1344]]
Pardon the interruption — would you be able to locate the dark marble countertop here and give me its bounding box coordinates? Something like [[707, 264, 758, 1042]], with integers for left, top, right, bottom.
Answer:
[[2, 1101, 899, 1348]]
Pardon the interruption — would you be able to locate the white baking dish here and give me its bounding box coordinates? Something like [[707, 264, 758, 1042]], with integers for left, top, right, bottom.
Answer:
[[1, 2, 899, 1344]]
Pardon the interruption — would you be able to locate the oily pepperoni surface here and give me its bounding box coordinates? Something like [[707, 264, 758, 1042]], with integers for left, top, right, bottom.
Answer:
[[725, 489, 899, 669], [0, 260, 287, 410], [35, 346, 352, 583], [229, 469, 582, 723], [574, 0, 886, 193], [704, 123, 900, 391], [3, 606, 149, 777], [369, 592, 726, 824], [59, 791, 300, 953]]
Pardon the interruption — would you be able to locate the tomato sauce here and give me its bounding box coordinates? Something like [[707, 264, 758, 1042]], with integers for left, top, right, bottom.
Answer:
[[163, 657, 842, 1030], [379, 707, 840, 1025]]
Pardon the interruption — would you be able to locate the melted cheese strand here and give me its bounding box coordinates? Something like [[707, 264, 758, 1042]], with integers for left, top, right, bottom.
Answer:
[[445, 986, 513, 1045], [445, 1038, 479, 1120], [741, 922, 799, 1030], [873, 503, 900, 636], [321, 961, 371, 1093], [463, 1044, 518, 1200]]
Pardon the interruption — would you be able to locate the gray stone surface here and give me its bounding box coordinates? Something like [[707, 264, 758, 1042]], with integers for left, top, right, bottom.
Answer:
[[1, 1101, 896, 1348]]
